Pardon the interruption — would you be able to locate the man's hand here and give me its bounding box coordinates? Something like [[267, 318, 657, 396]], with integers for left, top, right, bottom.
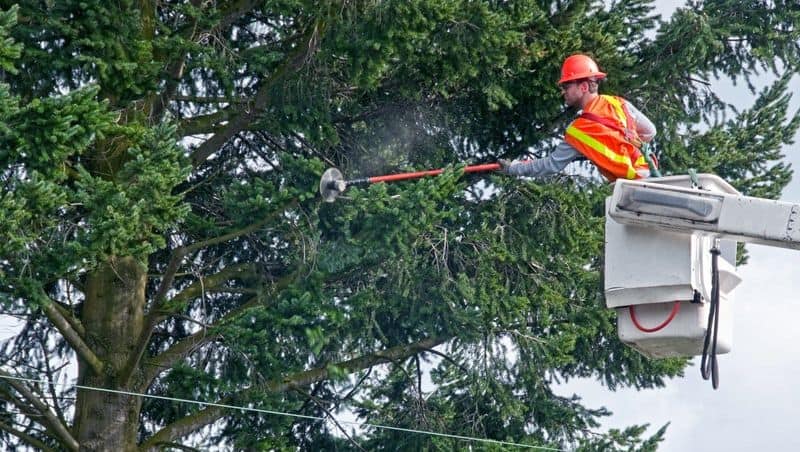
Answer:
[[498, 158, 513, 174]]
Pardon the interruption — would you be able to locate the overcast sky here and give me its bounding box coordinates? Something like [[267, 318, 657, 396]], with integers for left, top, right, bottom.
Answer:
[[557, 2, 800, 451]]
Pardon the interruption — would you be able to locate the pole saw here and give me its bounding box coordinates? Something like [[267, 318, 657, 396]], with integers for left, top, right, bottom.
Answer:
[[319, 163, 501, 202]]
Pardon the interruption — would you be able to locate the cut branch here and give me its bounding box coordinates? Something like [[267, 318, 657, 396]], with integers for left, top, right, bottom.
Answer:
[[139, 336, 449, 449]]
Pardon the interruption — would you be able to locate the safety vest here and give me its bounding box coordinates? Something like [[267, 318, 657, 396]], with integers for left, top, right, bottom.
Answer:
[[564, 95, 651, 182]]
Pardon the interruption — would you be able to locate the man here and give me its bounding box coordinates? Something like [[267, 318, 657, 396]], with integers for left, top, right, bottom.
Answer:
[[499, 54, 657, 181]]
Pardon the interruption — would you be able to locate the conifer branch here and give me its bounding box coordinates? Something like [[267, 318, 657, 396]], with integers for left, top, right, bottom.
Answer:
[[177, 109, 233, 136], [40, 301, 104, 377], [0, 421, 54, 452], [51, 301, 85, 337], [419, 345, 468, 372], [137, 331, 221, 393], [190, 18, 327, 166], [137, 293, 278, 391], [154, 263, 257, 316], [0, 370, 79, 451], [39, 336, 69, 426], [153, 0, 262, 123], [140, 336, 449, 449], [172, 95, 250, 104], [150, 201, 295, 313], [294, 387, 368, 452], [138, 270, 296, 390], [215, 0, 262, 32], [124, 200, 296, 386], [122, 263, 254, 387], [148, 0, 202, 121]]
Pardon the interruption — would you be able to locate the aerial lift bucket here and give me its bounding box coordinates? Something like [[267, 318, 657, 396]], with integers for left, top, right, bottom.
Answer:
[[605, 175, 743, 359], [605, 174, 749, 389]]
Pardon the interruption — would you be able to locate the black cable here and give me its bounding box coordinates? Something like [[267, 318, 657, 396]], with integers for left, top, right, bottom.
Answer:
[[700, 246, 721, 389]]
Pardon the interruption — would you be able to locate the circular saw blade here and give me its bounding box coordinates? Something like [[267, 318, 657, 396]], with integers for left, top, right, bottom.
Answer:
[[319, 168, 345, 202]]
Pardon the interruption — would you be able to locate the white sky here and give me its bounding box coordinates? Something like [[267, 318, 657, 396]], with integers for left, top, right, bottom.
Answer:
[[558, 2, 800, 451]]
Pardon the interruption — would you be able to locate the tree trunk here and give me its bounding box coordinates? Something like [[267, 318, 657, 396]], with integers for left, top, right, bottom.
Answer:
[[74, 257, 146, 451]]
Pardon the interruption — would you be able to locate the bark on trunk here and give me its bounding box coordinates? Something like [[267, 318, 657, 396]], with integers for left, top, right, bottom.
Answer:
[[74, 257, 146, 451]]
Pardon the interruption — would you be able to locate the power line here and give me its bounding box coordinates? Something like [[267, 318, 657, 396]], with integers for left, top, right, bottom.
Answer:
[[0, 373, 562, 451]]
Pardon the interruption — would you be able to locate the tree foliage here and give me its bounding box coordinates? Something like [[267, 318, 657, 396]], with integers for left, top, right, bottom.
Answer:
[[0, 0, 797, 450]]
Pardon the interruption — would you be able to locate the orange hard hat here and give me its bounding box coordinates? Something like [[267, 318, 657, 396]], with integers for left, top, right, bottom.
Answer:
[[558, 54, 606, 84]]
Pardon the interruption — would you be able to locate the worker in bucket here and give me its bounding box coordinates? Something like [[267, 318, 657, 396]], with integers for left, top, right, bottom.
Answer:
[[499, 54, 657, 181]]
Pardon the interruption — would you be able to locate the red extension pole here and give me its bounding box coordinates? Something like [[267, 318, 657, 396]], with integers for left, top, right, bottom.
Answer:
[[320, 163, 502, 202], [364, 163, 501, 184]]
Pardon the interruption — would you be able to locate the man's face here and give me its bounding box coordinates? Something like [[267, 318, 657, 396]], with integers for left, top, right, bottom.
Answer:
[[559, 80, 584, 107]]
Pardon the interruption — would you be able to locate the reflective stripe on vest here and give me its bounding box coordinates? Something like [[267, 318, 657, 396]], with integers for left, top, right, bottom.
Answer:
[[605, 96, 628, 128], [605, 96, 643, 147], [564, 95, 650, 181], [566, 124, 638, 180]]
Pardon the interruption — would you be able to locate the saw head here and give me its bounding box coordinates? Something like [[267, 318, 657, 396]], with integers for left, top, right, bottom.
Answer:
[[319, 168, 347, 202]]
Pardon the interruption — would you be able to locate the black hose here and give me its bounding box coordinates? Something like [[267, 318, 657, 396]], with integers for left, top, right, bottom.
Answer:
[[700, 246, 721, 389]]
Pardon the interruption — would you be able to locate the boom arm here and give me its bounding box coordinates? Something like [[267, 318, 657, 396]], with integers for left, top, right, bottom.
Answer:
[[608, 175, 800, 250]]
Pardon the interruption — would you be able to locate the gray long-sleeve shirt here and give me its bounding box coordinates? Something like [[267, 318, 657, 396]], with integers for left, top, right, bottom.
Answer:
[[506, 101, 656, 178]]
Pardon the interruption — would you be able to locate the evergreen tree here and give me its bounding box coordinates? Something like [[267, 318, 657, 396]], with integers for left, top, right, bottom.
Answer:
[[0, 1, 797, 450]]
